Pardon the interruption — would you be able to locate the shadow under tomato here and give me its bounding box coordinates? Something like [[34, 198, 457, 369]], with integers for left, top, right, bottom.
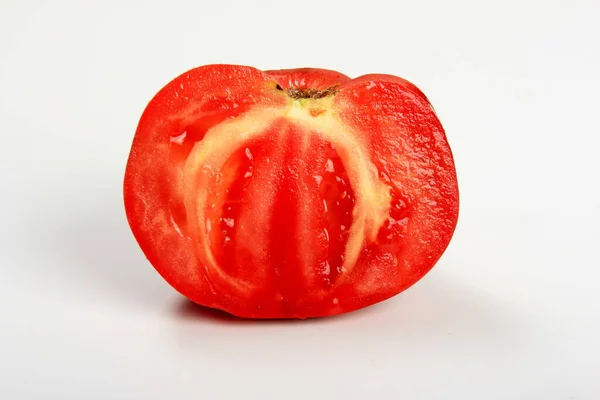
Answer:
[[167, 270, 529, 355], [173, 296, 395, 325], [175, 300, 300, 325]]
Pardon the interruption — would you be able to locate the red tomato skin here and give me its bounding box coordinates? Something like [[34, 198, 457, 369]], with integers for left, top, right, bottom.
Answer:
[[124, 64, 459, 319]]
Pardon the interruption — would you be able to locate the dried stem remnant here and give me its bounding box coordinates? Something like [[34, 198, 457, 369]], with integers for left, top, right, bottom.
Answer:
[[278, 85, 339, 100]]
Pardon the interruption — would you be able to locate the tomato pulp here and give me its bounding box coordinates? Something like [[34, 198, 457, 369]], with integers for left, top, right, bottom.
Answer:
[[124, 64, 459, 319]]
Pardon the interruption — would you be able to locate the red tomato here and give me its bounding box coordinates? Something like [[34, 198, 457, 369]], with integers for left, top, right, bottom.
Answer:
[[124, 64, 459, 319]]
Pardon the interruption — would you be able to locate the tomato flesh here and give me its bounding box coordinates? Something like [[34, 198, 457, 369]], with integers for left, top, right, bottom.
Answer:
[[124, 64, 459, 319]]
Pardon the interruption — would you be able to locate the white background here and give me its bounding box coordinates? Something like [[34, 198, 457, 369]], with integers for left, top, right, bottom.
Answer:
[[1, 0, 599, 399]]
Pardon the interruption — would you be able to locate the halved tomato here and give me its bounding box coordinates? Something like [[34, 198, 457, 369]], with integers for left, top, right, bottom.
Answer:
[[124, 64, 459, 319]]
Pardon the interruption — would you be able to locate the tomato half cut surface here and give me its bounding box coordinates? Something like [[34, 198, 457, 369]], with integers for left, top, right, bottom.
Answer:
[[124, 64, 459, 319]]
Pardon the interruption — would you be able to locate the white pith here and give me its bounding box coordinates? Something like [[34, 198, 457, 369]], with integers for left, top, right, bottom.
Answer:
[[182, 100, 392, 292]]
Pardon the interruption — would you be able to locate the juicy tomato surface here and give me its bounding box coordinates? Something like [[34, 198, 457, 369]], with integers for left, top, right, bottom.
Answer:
[[124, 64, 459, 319]]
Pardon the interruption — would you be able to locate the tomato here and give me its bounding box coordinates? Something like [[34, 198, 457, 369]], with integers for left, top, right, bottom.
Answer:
[[124, 64, 459, 319]]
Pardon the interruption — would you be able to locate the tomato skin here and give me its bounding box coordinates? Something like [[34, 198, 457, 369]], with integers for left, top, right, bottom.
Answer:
[[124, 64, 459, 319]]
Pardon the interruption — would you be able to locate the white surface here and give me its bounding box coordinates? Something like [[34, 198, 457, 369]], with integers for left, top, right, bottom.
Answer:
[[1, 0, 599, 399]]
